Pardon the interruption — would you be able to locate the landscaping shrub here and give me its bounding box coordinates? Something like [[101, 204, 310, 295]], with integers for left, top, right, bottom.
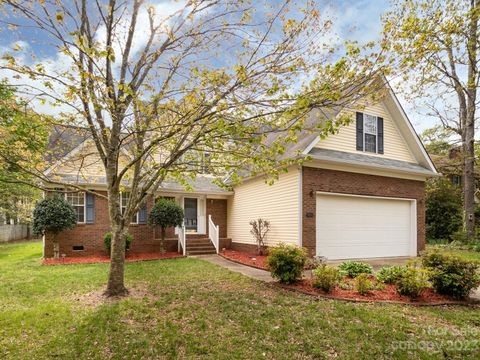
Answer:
[[338, 261, 373, 278], [266, 244, 307, 284], [355, 273, 373, 296], [32, 195, 77, 259], [249, 218, 270, 255], [395, 266, 430, 299], [422, 251, 480, 299], [304, 256, 326, 270], [425, 178, 462, 242], [450, 230, 469, 244], [104, 232, 133, 256], [148, 199, 184, 253], [376, 266, 406, 284], [312, 264, 341, 293]]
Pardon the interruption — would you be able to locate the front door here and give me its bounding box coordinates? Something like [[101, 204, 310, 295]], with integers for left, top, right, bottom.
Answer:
[[184, 198, 198, 233]]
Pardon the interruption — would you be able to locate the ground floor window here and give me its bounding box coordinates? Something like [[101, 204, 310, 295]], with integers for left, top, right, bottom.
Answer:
[[121, 192, 139, 224], [66, 192, 86, 223]]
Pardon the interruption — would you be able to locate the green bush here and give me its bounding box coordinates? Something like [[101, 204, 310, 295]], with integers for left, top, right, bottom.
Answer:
[[422, 251, 480, 299], [32, 195, 77, 236], [425, 178, 462, 242], [312, 264, 341, 293], [266, 244, 307, 284], [450, 230, 469, 244], [355, 273, 373, 296], [376, 266, 406, 284], [338, 261, 373, 278], [395, 266, 430, 298], [148, 199, 184, 252], [104, 232, 133, 256]]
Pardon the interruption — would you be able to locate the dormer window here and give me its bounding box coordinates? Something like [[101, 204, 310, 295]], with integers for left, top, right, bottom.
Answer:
[[356, 112, 384, 154]]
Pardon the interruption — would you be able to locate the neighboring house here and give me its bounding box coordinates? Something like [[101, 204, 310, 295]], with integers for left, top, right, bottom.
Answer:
[[42, 82, 438, 260]]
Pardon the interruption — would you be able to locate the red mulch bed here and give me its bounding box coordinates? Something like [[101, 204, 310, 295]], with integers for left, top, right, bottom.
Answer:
[[280, 278, 476, 306], [43, 252, 184, 265], [218, 250, 476, 305], [220, 249, 268, 270]]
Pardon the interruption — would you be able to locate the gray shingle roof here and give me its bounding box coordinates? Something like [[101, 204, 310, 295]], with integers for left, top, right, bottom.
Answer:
[[52, 174, 232, 194], [307, 148, 436, 176], [45, 125, 91, 164], [262, 108, 340, 161]]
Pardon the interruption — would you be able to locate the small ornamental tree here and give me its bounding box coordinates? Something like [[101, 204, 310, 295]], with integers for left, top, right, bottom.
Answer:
[[250, 218, 270, 255], [32, 195, 77, 258], [148, 199, 184, 253]]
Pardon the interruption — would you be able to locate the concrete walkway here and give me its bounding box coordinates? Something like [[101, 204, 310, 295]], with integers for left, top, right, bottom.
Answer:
[[196, 254, 275, 282]]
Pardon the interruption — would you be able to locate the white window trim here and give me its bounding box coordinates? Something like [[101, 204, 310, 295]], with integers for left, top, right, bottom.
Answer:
[[121, 192, 139, 224], [65, 191, 86, 224], [363, 113, 378, 154]]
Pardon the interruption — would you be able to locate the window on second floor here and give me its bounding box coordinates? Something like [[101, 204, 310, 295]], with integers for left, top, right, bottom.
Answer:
[[356, 112, 384, 155]]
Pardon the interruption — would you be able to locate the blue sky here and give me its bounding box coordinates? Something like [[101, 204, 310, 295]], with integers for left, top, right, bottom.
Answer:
[[0, 0, 436, 135]]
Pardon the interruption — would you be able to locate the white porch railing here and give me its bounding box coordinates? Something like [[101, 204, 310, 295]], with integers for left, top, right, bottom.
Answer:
[[208, 215, 220, 254], [177, 224, 186, 256]]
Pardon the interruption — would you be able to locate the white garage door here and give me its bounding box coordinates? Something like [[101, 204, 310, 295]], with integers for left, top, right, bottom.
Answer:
[[316, 193, 416, 260]]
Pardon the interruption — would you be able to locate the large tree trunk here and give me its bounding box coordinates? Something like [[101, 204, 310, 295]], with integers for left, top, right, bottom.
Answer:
[[464, 121, 476, 240], [104, 188, 128, 297], [464, 0, 479, 241]]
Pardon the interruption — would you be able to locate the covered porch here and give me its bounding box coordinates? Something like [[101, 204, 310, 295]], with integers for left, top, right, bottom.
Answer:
[[152, 184, 232, 255]]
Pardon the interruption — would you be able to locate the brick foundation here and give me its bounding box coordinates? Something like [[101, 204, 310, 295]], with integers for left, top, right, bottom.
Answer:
[[302, 167, 425, 257], [230, 242, 259, 254]]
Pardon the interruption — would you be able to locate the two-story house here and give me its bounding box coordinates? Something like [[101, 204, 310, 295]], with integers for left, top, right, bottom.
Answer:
[[43, 81, 438, 260]]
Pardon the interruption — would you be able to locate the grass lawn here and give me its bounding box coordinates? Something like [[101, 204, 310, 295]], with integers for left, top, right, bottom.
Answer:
[[427, 244, 480, 262], [1, 242, 480, 359]]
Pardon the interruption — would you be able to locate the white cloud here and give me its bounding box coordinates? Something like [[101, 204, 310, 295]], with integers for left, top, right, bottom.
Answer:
[[95, 0, 188, 70], [0, 42, 76, 116]]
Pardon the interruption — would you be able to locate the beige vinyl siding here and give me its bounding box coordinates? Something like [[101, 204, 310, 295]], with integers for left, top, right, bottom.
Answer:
[[316, 100, 416, 163], [227, 167, 300, 246], [53, 140, 130, 177]]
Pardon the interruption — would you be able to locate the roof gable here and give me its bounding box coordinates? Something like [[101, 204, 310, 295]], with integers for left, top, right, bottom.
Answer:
[[300, 81, 437, 175]]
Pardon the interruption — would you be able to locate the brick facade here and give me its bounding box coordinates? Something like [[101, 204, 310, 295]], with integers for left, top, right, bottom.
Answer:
[[302, 166, 426, 257], [44, 192, 229, 258], [206, 199, 227, 238], [43, 168, 425, 259]]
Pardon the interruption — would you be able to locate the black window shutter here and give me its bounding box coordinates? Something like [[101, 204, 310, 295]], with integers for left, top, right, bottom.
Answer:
[[377, 117, 384, 154], [138, 203, 147, 224], [356, 112, 364, 151], [86, 192, 95, 224]]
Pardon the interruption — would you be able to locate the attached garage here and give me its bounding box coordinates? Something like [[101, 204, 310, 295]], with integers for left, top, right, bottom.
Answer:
[[315, 192, 417, 260]]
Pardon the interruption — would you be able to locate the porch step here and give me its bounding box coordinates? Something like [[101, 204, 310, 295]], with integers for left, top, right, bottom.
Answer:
[[185, 237, 217, 255], [187, 249, 217, 255]]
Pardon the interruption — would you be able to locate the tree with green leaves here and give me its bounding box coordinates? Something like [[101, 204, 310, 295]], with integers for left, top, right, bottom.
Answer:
[[0, 0, 384, 296], [32, 196, 77, 259], [148, 199, 184, 254], [0, 81, 48, 224], [425, 178, 463, 242], [382, 0, 480, 240]]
